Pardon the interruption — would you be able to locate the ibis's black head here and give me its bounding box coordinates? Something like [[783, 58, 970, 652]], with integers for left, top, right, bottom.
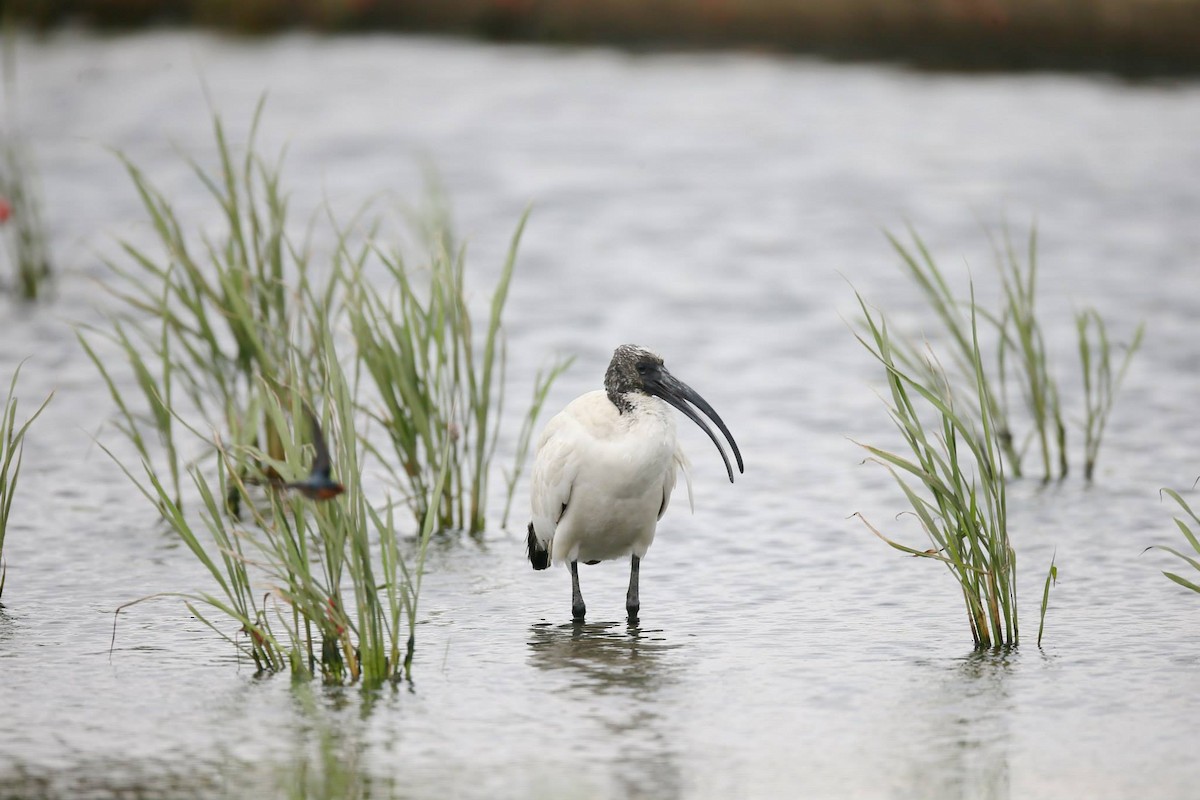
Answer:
[[604, 344, 744, 483], [604, 344, 665, 407]]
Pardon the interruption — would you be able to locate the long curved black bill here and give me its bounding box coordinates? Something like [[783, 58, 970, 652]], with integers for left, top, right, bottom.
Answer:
[[654, 372, 744, 483]]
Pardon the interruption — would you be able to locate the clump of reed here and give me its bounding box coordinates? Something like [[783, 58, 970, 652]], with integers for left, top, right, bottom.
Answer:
[[1, 32, 54, 302], [113, 351, 446, 685], [0, 362, 53, 600], [81, 102, 310, 512], [0, 137, 53, 301], [890, 226, 1142, 483], [990, 229, 1066, 480], [1149, 487, 1200, 596], [1076, 308, 1144, 481], [855, 224, 1143, 647], [345, 206, 569, 534], [886, 231, 1022, 474], [853, 288, 1019, 648], [93, 106, 564, 682]]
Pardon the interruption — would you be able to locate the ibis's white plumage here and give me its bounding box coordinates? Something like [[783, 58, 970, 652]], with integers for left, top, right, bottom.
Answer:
[[530, 390, 693, 566]]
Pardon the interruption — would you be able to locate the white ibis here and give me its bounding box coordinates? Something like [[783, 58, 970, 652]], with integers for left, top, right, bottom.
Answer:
[[526, 344, 743, 622]]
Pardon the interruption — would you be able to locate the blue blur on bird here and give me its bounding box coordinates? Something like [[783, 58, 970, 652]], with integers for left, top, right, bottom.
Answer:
[[526, 344, 743, 622], [286, 403, 345, 501]]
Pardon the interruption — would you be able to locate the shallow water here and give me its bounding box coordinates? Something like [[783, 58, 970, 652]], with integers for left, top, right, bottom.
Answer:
[[3, 31, 1200, 799]]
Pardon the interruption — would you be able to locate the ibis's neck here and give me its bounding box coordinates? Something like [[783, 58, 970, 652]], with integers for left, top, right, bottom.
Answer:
[[604, 361, 640, 413], [607, 388, 635, 414], [607, 393, 674, 432]]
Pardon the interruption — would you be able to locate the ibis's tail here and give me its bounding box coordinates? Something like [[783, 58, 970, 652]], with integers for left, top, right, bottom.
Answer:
[[527, 522, 550, 570]]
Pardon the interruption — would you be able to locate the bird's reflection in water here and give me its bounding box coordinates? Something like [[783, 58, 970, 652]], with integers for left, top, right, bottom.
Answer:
[[527, 620, 686, 799], [528, 619, 683, 692]]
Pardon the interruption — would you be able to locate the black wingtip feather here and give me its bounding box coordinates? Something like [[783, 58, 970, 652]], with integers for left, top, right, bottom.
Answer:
[[527, 522, 549, 570]]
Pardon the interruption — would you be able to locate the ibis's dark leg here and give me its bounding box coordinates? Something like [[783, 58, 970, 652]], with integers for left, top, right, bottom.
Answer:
[[570, 560, 586, 621], [626, 555, 640, 622]]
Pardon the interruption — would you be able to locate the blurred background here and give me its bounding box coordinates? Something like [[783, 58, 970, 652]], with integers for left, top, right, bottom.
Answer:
[[7, 0, 1200, 75], [2, 2, 1200, 799]]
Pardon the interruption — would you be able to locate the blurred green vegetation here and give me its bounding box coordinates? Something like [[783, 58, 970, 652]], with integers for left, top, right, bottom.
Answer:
[[8, 0, 1200, 74]]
